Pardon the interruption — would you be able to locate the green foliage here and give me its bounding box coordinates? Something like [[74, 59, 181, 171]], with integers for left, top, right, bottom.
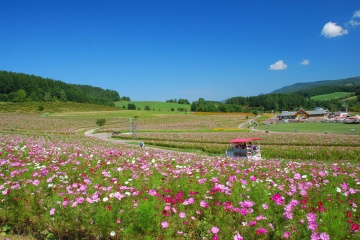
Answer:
[[96, 118, 106, 128], [0, 70, 120, 106], [311, 92, 354, 101], [117, 100, 190, 112], [271, 76, 360, 94], [127, 103, 136, 110], [38, 105, 44, 111]]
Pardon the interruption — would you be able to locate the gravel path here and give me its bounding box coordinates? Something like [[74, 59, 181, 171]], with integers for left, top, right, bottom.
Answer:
[[84, 129, 134, 144]]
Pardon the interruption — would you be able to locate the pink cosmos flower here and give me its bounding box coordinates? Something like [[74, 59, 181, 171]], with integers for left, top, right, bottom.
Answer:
[[50, 208, 55, 216], [234, 233, 243, 240], [294, 173, 302, 179], [161, 221, 169, 228], [319, 232, 330, 240], [211, 226, 219, 234], [311, 232, 320, 240], [283, 231, 290, 238], [200, 200, 209, 208], [256, 227, 267, 234], [148, 189, 157, 196], [179, 212, 186, 218], [271, 193, 284, 205], [32, 179, 40, 186]]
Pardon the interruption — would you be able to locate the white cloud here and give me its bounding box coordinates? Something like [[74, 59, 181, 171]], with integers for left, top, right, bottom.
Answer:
[[348, 20, 360, 26], [348, 9, 360, 26], [321, 22, 348, 38], [301, 59, 310, 65], [269, 60, 287, 70], [353, 9, 360, 18]]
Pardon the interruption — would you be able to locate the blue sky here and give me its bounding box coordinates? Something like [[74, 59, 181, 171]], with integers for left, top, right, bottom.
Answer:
[[1, 0, 359, 102]]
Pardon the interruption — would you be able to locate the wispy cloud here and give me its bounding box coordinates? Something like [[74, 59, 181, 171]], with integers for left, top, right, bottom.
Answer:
[[300, 59, 310, 65], [322, 9, 360, 38], [353, 9, 360, 18], [348, 9, 360, 26], [269, 60, 287, 70], [321, 22, 348, 38]]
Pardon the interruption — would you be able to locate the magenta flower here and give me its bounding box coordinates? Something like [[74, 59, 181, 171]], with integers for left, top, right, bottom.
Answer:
[[148, 189, 157, 196], [271, 193, 284, 205], [283, 231, 290, 238], [256, 227, 267, 234]]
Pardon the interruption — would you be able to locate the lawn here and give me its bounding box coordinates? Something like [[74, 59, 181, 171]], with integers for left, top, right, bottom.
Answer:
[[115, 100, 190, 112], [256, 122, 359, 135], [310, 92, 354, 101]]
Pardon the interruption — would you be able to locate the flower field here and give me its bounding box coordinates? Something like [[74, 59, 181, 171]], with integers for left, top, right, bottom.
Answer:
[[1, 133, 359, 239], [115, 132, 360, 161]]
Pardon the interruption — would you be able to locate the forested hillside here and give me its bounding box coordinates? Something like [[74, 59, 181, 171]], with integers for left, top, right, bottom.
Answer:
[[0, 70, 120, 106], [271, 76, 360, 94], [190, 88, 360, 113]]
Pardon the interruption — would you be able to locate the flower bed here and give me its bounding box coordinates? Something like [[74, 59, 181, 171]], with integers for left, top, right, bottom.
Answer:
[[0, 134, 359, 239]]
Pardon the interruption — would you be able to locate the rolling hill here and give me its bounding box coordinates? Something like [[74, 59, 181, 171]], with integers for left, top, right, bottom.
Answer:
[[270, 76, 360, 94]]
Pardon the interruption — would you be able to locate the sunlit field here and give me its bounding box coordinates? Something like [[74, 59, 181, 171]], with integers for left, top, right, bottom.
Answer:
[[256, 122, 360, 135], [0, 111, 359, 239]]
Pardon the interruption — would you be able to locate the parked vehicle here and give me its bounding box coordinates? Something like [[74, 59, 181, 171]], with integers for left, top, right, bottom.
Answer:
[[226, 138, 262, 160]]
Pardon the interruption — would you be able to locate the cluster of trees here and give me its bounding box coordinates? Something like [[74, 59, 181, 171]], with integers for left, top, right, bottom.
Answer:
[[0, 71, 120, 106], [120, 96, 131, 101], [191, 90, 360, 113], [166, 98, 190, 104]]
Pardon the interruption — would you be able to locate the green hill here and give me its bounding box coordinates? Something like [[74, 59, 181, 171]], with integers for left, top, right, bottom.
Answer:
[[310, 92, 355, 101], [271, 76, 360, 94], [0, 70, 120, 106]]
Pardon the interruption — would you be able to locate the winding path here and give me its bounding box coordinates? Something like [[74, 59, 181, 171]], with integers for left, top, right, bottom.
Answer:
[[84, 129, 134, 144]]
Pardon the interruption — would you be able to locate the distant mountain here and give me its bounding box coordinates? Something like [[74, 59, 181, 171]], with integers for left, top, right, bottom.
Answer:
[[270, 76, 360, 94]]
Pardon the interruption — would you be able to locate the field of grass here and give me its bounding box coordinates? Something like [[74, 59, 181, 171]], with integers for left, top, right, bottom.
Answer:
[[310, 92, 354, 101], [256, 121, 359, 134], [115, 100, 190, 112]]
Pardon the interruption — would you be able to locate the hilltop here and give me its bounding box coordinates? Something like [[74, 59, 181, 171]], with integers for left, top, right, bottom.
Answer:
[[270, 76, 360, 94]]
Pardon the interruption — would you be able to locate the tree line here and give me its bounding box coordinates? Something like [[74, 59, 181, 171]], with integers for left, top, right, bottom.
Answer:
[[0, 70, 120, 106], [191, 89, 360, 113], [166, 98, 190, 104]]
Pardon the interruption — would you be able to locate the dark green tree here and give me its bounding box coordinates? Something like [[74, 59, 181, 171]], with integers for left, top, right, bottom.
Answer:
[[127, 103, 136, 110]]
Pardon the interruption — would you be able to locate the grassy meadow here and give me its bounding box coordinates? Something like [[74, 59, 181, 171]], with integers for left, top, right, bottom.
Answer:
[[0, 102, 360, 239], [256, 121, 360, 135], [310, 92, 354, 101], [115, 100, 190, 112]]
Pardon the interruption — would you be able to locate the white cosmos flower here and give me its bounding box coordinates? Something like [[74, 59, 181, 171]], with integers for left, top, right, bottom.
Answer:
[[103, 197, 109, 202], [110, 231, 116, 236]]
